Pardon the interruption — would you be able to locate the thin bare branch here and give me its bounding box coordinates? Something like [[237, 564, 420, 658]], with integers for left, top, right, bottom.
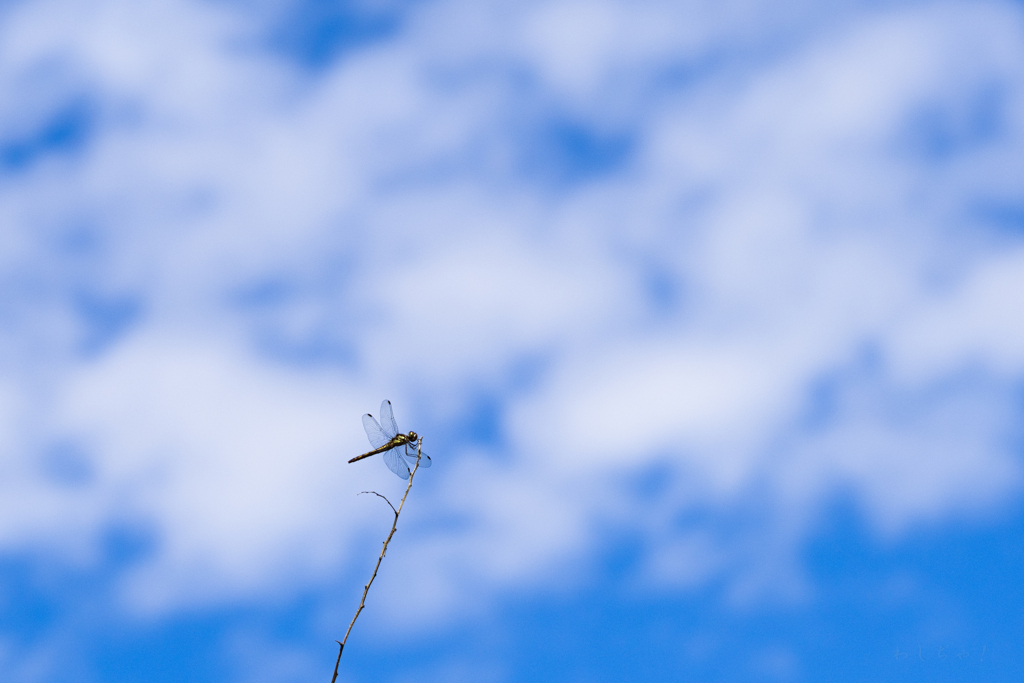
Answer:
[[359, 491, 397, 516], [331, 438, 424, 683]]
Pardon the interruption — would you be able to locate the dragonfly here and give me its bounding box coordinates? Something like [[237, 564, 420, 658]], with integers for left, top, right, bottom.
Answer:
[[348, 400, 431, 479]]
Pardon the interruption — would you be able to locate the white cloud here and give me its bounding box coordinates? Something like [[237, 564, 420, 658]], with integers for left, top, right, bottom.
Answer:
[[49, 331, 392, 610], [0, 0, 1022, 629], [888, 249, 1024, 380]]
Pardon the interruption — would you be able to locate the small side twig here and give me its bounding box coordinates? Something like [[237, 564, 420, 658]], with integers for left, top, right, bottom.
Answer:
[[331, 439, 424, 683]]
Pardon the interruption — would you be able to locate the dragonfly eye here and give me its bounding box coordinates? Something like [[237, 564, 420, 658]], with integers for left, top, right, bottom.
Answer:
[[408, 431, 418, 440]]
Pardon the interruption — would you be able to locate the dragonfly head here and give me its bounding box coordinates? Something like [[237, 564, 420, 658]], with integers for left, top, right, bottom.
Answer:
[[406, 431, 418, 442]]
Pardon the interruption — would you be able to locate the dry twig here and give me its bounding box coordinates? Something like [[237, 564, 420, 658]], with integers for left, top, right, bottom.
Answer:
[[330, 438, 424, 683]]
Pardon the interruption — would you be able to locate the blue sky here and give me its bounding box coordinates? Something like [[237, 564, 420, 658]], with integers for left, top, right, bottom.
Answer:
[[1, 0, 1024, 681]]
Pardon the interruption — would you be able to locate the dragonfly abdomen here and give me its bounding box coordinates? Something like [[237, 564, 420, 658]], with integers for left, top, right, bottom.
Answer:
[[348, 435, 409, 464]]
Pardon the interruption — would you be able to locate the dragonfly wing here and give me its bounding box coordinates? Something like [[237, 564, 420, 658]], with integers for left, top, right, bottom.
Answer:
[[404, 442, 431, 468], [384, 446, 410, 479], [362, 413, 390, 449], [379, 400, 399, 439]]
